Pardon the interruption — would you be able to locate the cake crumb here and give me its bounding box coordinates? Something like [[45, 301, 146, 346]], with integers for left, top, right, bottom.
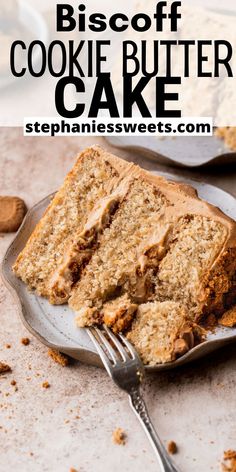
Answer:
[[219, 307, 236, 328], [204, 313, 217, 330], [48, 349, 70, 367], [167, 440, 178, 455], [222, 450, 236, 471], [5, 344, 11, 349], [216, 127, 236, 151], [42, 381, 50, 389], [224, 451, 236, 460], [10, 380, 16, 386], [69, 468, 78, 472], [112, 428, 126, 445], [21, 337, 30, 346], [0, 362, 11, 374]]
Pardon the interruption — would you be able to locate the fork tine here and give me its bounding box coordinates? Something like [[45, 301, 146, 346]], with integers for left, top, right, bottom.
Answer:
[[94, 327, 119, 364], [86, 328, 115, 369], [103, 325, 130, 361], [118, 332, 142, 362]]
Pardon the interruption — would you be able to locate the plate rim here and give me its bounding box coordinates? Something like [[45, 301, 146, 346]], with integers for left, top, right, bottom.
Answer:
[[1, 173, 236, 371]]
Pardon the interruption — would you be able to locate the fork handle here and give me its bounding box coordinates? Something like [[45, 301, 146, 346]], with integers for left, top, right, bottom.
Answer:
[[129, 388, 180, 472]]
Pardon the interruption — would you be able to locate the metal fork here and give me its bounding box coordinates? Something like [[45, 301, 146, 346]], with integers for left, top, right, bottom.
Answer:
[[87, 325, 180, 472]]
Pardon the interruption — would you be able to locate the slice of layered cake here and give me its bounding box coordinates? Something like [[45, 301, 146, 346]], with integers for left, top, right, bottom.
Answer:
[[69, 164, 236, 363], [13, 146, 236, 365]]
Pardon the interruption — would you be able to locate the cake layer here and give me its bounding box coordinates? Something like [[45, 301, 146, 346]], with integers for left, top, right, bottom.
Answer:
[[70, 176, 168, 321], [70, 160, 236, 331], [152, 214, 228, 320], [126, 301, 204, 365], [48, 177, 136, 304], [13, 147, 134, 298]]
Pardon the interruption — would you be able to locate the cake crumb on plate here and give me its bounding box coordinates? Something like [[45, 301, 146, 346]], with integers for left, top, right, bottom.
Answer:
[[21, 337, 30, 346]]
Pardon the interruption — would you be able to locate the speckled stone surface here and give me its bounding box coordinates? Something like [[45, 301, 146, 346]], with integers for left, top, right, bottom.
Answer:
[[0, 128, 236, 472]]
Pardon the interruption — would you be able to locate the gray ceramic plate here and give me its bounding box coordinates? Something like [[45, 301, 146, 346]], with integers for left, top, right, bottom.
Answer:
[[1, 172, 236, 371]]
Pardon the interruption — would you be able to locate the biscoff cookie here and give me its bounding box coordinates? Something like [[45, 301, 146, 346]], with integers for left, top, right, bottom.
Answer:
[[0, 196, 27, 233], [167, 440, 178, 455]]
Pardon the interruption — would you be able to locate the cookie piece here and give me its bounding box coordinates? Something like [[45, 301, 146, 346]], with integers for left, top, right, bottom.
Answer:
[[0, 362, 11, 374], [167, 441, 178, 455], [219, 306, 236, 328], [0, 196, 27, 233], [48, 349, 70, 366]]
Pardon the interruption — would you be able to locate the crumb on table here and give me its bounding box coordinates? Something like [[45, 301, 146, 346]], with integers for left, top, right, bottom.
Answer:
[[42, 381, 50, 389], [48, 349, 70, 367], [167, 440, 178, 455], [5, 344, 11, 349], [0, 362, 12, 374], [69, 468, 78, 472], [10, 380, 16, 386], [112, 428, 126, 445], [21, 337, 30, 346]]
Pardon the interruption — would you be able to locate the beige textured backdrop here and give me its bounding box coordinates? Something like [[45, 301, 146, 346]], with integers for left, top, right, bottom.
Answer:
[[0, 129, 236, 472]]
